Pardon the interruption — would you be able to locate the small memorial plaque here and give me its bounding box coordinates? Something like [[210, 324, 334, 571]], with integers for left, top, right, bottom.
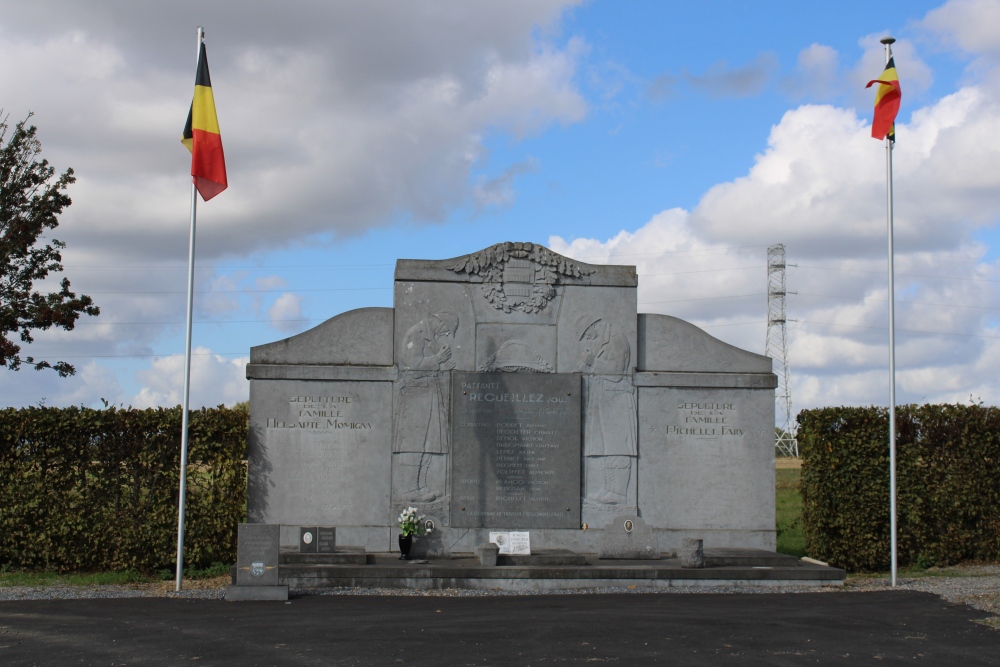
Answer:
[[316, 527, 337, 553], [299, 527, 317, 553], [489, 531, 530, 555], [509, 531, 531, 555], [236, 523, 281, 586], [451, 372, 581, 529]]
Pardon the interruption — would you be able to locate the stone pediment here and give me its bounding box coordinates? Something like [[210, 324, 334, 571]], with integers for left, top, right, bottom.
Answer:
[[395, 242, 638, 300]]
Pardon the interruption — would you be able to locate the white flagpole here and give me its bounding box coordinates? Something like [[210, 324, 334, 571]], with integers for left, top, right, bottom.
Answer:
[[881, 35, 898, 588], [176, 25, 204, 594]]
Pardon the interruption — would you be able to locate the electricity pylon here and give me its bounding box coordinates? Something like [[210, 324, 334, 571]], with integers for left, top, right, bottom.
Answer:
[[766, 244, 798, 457]]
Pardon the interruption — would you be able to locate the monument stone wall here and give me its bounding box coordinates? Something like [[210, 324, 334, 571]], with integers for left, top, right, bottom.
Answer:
[[246, 243, 777, 554]]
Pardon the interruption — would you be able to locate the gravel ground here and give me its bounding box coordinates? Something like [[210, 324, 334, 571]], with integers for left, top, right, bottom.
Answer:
[[1, 566, 998, 620]]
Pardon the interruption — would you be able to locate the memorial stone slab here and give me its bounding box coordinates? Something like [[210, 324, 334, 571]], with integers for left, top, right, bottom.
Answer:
[[451, 372, 581, 529], [235, 523, 280, 586]]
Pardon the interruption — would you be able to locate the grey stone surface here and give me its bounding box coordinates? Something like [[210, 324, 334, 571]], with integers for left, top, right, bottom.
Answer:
[[475, 543, 499, 566], [637, 313, 772, 373], [598, 515, 660, 559], [637, 387, 776, 548], [235, 524, 280, 586], [451, 372, 581, 529], [225, 584, 289, 601], [250, 307, 393, 366], [680, 538, 705, 568], [248, 380, 392, 527]]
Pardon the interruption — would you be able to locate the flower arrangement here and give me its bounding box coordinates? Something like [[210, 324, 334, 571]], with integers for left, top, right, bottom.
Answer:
[[398, 506, 431, 537]]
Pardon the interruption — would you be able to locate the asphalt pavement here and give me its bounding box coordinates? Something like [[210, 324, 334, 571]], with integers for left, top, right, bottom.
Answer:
[[1, 590, 998, 665]]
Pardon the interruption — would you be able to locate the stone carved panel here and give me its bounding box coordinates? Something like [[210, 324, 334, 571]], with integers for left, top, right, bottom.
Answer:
[[476, 323, 556, 373], [575, 315, 638, 516], [447, 242, 594, 314], [394, 282, 475, 372]]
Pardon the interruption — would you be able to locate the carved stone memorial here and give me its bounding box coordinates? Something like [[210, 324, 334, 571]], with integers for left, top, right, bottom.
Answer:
[[246, 242, 777, 554]]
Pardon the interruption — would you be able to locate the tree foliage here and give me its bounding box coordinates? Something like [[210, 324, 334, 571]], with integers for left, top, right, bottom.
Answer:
[[0, 112, 98, 376]]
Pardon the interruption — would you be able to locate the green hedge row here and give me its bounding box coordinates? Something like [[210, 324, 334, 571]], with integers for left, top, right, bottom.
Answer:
[[798, 404, 1000, 572], [0, 405, 247, 573]]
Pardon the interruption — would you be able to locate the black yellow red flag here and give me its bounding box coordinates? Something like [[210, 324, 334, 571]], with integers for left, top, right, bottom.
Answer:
[[182, 41, 227, 200], [866, 56, 901, 142]]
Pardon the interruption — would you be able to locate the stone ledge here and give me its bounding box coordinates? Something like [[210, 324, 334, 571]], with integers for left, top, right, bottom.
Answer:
[[246, 364, 398, 382], [634, 372, 778, 389]]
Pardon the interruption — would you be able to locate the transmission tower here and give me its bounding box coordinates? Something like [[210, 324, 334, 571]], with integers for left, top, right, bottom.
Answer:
[[766, 244, 798, 457]]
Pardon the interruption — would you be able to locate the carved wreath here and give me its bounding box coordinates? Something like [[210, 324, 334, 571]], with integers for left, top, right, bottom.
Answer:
[[447, 242, 594, 314]]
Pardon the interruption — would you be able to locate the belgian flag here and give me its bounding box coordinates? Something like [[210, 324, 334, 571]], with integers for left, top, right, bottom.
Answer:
[[866, 57, 901, 142], [182, 41, 227, 201]]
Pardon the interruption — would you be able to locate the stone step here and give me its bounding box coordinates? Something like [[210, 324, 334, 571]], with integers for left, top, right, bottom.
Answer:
[[497, 549, 588, 566], [280, 547, 368, 565]]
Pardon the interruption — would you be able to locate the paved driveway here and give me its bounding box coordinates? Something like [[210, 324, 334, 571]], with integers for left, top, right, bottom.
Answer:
[[1, 590, 998, 665]]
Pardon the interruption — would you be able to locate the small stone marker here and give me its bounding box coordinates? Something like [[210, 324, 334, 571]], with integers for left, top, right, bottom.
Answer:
[[598, 515, 660, 559], [227, 523, 288, 601], [680, 537, 705, 568], [475, 542, 500, 566]]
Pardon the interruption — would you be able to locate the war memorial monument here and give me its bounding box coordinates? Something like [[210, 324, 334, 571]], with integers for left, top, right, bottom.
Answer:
[[230, 242, 842, 596]]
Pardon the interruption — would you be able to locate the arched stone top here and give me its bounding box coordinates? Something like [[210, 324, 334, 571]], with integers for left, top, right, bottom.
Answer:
[[249, 307, 393, 366], [637, 313, 772, 373]]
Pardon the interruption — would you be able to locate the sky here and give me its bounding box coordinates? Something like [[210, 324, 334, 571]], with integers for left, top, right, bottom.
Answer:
[[2, 0, 1000, 420]]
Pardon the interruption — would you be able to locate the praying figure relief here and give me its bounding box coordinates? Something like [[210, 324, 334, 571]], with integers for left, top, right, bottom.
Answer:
[[394, 312, 459, 503], [576, 314, 637, 505]]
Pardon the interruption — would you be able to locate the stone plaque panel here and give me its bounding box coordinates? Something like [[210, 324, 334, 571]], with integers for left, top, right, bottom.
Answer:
[[235, 523, 280, 586], [451, 372, 581, 529], [247, 380, 392, 527], [638, 387, 775, 536]]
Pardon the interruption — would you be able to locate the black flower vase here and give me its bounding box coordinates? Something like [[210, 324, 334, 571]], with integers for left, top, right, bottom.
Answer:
[[398, 534, 413, 560]]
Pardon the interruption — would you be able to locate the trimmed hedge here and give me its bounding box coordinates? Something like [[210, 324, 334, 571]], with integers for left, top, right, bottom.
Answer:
[[0, 405, 247, 573], [798, 404, 1000, 572]]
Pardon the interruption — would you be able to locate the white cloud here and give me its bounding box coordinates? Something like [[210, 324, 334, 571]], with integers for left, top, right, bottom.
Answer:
[[921, 0, 1000, 56], [132, 348, 249, 408], [267, 292, 304, 332]]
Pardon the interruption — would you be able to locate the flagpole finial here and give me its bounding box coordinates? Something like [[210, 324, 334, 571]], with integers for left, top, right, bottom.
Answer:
[[880, 36, 896, 45]]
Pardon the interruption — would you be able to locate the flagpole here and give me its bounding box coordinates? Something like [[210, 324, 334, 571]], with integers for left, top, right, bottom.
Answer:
[[176, 25, 204, 594], [881, 35, 898, 588]]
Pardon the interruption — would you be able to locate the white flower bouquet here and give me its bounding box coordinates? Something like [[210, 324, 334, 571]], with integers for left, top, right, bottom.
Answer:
[[398, 506, 431, 537]]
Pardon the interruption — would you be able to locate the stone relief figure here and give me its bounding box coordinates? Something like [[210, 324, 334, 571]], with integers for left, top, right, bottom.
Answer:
[[576, 313, 637, 505], [394, 312, 459, 502]]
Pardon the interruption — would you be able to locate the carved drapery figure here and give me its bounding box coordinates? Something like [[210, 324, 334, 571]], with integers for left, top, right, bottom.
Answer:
[[577, 314, 637, 505], [394, 312, 458, 502]]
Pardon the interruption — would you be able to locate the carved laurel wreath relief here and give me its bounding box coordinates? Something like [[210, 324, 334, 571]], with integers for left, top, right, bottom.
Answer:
[[447, 242, 594, 314]]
